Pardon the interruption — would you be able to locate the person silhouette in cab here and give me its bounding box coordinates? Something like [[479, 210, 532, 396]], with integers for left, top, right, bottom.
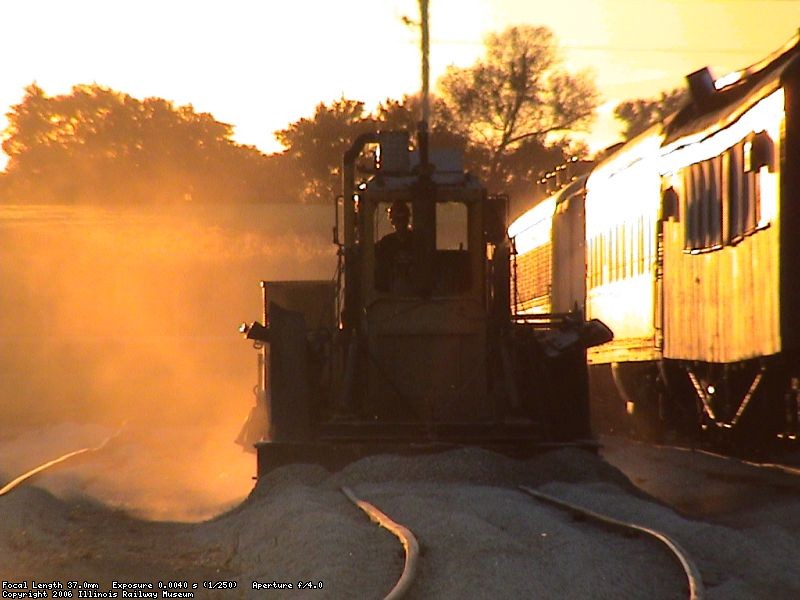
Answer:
[[375, 200, 414, 293]]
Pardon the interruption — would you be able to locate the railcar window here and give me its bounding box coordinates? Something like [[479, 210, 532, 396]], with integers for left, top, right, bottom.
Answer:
[[638, 216, 645, 276], [728, 144, 745, 241], [586, 223, 654, 287], [621, 225, 627, 279], [683, 170, 691, 250], [627, 223, 634, 279], [685, 162, 697, 249], [587, 218, 652, 289], [592, 236, 598, 287], [597, 235, 604, 286], [745, 168, 760, 233], [709, 157, 723, 247], [591, 237, 599, 288], [619, 223, 631, 279], [695, 163, 707, 247], [685, 173, 692, 237], [610, 227, 617, 281], [683, 141, 762, 252], [598, 235, 604, 285], [607, 229, 613, 282], [721, 151, 733, 244]]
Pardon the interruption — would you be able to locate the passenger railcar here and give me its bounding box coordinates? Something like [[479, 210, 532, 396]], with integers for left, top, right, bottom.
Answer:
[[508, 190, 556, 315], [511, 35, 800, 449], [510, 174, 588, 317]]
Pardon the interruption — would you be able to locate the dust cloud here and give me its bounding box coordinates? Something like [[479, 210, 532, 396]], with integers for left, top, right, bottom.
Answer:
[[0, 203, 335, 521]]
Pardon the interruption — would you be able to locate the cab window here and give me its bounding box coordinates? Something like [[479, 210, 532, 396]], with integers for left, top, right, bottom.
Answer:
[[436, 202, 468, 250], [434, 201, 470, 294]]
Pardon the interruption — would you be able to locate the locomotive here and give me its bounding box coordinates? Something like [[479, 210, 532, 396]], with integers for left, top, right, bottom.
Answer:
[[235, 0, 614, 476], [238, 127, 612, 476], [511, 34, 800, 451]]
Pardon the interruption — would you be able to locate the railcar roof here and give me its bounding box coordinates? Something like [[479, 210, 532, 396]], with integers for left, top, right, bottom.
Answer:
[[664, 32, 800, 145], [553, 173, 590, 207]]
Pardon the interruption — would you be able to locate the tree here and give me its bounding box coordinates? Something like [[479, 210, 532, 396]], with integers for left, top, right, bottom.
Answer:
[[376, 94, 479, 158], [275, 98, 376, 203], [374, 96, 422, 133], [614, 88, 688, 140], [1, 83, 295, 204], [437, 25, 599, 191]]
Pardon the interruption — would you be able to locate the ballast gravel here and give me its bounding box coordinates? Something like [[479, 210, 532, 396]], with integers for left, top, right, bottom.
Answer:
[[1, 427, 799, 599]]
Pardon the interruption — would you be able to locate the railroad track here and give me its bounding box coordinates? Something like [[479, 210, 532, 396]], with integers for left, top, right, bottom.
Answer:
[[342, 483, 703, 600], [601, 434, 800, 493], [0, 426, 124, 497], [341, 486, 419, 600], [655, 440, 800, 477], [602, 432, 800, 475]]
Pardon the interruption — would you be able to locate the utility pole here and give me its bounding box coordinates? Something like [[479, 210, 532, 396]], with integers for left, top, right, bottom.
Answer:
[[419, 0, 430, 127]]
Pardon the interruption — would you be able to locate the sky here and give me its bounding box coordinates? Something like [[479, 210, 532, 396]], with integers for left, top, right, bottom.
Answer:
[[1, 0, 799, 164]]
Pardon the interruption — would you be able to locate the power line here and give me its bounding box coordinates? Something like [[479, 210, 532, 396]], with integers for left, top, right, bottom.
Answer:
[[666, 0, 799, 3], [427, 39, 774, 56], [609, 0, 799, 3], [557, 44, 770, 56]]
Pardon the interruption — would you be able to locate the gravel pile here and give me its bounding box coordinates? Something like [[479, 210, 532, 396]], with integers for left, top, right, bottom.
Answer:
[[200, 448, 685, 599], [0, 486, 71, 563], [538, 479, 800, 599], [3, 431, 799, 599]]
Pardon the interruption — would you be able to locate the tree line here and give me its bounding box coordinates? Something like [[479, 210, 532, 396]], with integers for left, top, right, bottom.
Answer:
[[0, 25, 685, 206], [0, 83, 299, 204]]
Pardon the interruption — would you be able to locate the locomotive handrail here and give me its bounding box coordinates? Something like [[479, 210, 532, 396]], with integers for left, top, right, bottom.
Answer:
[[511, 311, 581, 323]]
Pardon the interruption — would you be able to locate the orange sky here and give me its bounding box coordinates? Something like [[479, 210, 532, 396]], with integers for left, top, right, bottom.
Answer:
[[1, 0, 798, 163]]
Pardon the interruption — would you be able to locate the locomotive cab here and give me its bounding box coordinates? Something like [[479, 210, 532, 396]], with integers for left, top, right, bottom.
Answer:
[[239, 129, 608, 476], [348, 134, 492, 425]]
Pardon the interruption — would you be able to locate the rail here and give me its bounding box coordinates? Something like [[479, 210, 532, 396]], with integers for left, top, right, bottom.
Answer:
[[341, 486, 419, 600], [0, 427, 123, 497], [520, 485, 704, 600]]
